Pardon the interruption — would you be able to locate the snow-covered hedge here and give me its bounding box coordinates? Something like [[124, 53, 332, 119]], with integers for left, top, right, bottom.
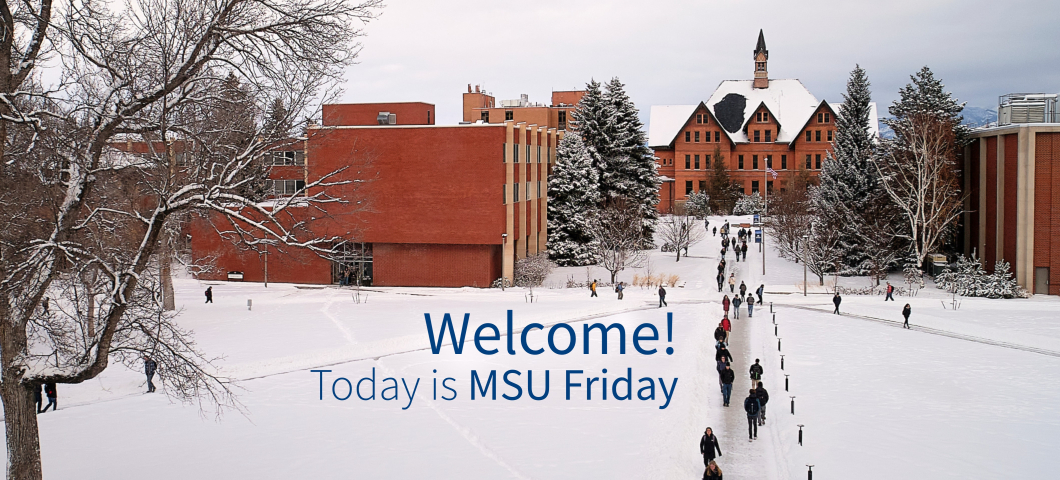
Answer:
[[683, 192, 711, 218], [934, 254, 1028, 299], [732, 192, 765, 215]]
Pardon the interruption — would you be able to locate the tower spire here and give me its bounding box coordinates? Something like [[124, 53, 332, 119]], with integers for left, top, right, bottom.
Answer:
[[753, 30, 769, 89]]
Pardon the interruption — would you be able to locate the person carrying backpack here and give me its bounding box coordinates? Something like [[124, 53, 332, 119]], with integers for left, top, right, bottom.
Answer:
[[732, 295, 742, 319], [756, 284, 764, 305], [616, 282, 624, 300], [41, 382, 57, 413], [590, 280, 598, 298], [747, 294, 755, 317], [885, 282, 895, 301], [755, 381, 770, 425], [744, 389, 761, 440], [902, 303, 912, 329], [714, 323, 726, 344], [739, 281, 747, 297], [204, 286, 213, 304], [749, 359, 763, 388], [144, 355, 158, 393], [700, 427, 722, 467]]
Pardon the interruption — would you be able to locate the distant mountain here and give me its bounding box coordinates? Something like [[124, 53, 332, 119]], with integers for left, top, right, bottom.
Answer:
[[961, 106, 997, 128]]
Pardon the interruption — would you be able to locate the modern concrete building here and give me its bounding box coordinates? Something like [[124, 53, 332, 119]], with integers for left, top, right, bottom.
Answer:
[[963, 93, 1060, 295], [189, 101, 562, 287]]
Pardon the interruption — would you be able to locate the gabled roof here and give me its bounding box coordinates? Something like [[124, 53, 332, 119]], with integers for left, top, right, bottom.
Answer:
[[647, 103, 736, 148], [740, 101, 782, 136], [705, 79, 819, 143]]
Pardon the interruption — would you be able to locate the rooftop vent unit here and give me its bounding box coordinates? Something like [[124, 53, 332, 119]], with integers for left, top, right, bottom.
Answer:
[[998, 93, 1058, 125], [377, 112, 397, 125], [500, 93, 530, 108]]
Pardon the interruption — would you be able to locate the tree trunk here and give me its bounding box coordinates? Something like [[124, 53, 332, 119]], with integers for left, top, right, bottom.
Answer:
[[160, 240, 175, 311], [610, 271, 617, 284], [1, 316, 44, 480], [675, 249, 681, 262]]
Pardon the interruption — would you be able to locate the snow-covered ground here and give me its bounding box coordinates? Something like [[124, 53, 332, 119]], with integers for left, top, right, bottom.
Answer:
[[31, 215, 1060, 479]]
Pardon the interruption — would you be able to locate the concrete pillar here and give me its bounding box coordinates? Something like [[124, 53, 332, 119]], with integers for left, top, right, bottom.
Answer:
[[1016, 127, 1035, 290], [528, 126, 540, 255], [996, 135, 1005, 265], [503, 121, 515, 284], [516, 123, 527, 260]]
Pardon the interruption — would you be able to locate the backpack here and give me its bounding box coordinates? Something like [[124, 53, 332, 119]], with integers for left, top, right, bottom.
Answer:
[[745, 397, 760, 415]]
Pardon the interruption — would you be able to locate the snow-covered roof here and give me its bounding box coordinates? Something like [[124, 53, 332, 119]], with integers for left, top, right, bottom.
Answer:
[[647, 105, 698, 147], [705, 79, 819, 143], [829, 101, 881, 140]]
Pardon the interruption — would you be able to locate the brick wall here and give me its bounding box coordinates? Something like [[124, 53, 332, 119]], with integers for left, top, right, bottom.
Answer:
[[985, 136, 998, 269], [373, 243, 500, 287], [1036, 133, 1060, 294]]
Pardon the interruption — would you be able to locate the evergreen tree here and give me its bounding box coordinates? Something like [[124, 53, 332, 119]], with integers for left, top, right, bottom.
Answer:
[[571, 79, 610, 171], [810, 65, 888, 274], [602, 77, 661, 241], [547, 134, 600, 266], [888, 66, 967, 137], [263, 97, 292, 140], [707, 144, 737, 213]]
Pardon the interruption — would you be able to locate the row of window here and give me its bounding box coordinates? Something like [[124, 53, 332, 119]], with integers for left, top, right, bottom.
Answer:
[[684, 180, 777, 195], [505, 144, 553, 164], [266, 150, 306, 166], [751, 130, 772, 142], [668, 153, 825, 171], [685, 130, 722, 143], [502, 181, 544, 204], [271, 179, 306, 196], [805, 130, 834, 142]]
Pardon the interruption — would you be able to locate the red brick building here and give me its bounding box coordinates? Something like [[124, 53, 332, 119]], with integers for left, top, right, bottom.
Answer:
[[189, 102, 563, 287], [463, 85, 583, 131], [963, 93, 1060, 295], [648, 30, 879, 211]]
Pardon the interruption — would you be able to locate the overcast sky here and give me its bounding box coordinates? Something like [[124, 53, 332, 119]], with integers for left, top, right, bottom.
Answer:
[[338, 0, 1060, 126]]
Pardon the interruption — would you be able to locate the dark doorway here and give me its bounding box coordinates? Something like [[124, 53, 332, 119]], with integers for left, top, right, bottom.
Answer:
[[332, 242, 373, 286]]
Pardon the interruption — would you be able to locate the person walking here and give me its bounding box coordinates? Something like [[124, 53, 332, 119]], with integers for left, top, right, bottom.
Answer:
[[728, 273, 736, 293], [700, 428, 723, 467], [34, 384, 43, 413], [755, 381, 770, 425], [833, 292, 842, 315], [716, 272, 724, 292], [744, 389, 761, 441], [741, 242, 748, 261], [732, 295, 742, 319], [704, 460, 723, 479], [616, 282, 624, 300], [756, 284, 764, 305], [713, 226, 717, 237], [739, 281, 747, 298], [747, 294, 755, 317], [902, 303, 912, 329], [722, 295, 730, 316], [716, 343, 733, 364], [204, 286, 213, 304], [716, 356, 728, 388], [886, 282, 895, 301], [658, 285, 667, 308], [749, 359, 763, 387], [721, 316, 731, 343], [590, 280, 598, 298], [714, 323, 727, 344], [144, 355, 158, 393], [720, 365, 735, 407], [42, 297, 50, 315], [40, 382, 57, 413]]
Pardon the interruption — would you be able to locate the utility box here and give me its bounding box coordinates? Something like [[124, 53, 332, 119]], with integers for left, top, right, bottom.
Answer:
[[755, 229, 762, 244], [227, 271, 244, 281], [927, 253, 948, 276]]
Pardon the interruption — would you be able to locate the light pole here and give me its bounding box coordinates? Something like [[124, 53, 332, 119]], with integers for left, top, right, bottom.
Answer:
[[802, 234, 809, 296]]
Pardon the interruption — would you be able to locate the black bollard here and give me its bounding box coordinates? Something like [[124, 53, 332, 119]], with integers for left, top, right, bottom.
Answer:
[[772, 313, 776, 324], [770, 302, 773, 313], [797, 424, 804, 446], [784, 374, 789, 391], [778, 338, 782, 351], [775, 324, 778, 336], [807, 465, 814, 480], [790, 396, 795, 415], [780, 355, 785, 370]]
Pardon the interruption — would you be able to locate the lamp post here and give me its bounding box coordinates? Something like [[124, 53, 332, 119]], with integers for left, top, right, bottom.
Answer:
[[802, 234, 809, 296], [501, 233, 508, 290]]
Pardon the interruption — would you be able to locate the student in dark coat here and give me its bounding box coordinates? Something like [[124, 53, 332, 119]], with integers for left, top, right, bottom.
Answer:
[[34, 384, 43, 413], [658, 285, 667, 308], [205, 286, 213, 304], [756, 284, 764, 305], [741, 242, 748, 261], [144, 355, 158, 393], [833, 292, 842, 314], [902, 304, 912, 329], [703, 460, 723, 479], [715, 345, 732, 363], [755, 382, 770, 425], [40, 382, 57, 413], [714, 325, 727, 343], [700, 427, 722, 466], [749, 359, 763, 385], [744, 389, 761, 440], [720, 365, 735, 406]]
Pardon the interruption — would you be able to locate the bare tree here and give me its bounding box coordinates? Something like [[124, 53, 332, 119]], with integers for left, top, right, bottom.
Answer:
[[873, 114, 964, 268], [590, 198, 648, 283], [657, 205, 704, 262], [765, 179, 813, 261], [797, 220, 845, 286], [0, 0, 382, 477], [514, 252, 556, 299]]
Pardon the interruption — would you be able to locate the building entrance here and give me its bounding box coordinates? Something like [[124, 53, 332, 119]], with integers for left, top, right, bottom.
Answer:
[[1035, 267, 1050, 295], [332, 242, 373, 286]]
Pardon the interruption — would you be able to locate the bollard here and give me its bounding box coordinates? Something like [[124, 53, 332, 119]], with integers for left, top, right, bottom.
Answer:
[[797, 424, 804, 445], [247, 299, 252, 311], [780, 355, 785, 370], [770, 302, 773, 313], [807, 465, 814, 480], [785, 374, 789, 391], [778, 338, 782, 351], [790, 396, 796, 415], [775, 324, 778, 336], [772, 313, 776, 324]]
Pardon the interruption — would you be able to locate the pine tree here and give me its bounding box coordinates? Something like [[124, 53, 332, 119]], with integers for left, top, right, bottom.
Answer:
[[263, 97, 292, 140], [708, 144, 737, 213], [571, 79, 611, 171], [810, 65, 888, 274], [547, 134, 600, 266], [888, 66, 967, 135], [602, 77, 660, 241]]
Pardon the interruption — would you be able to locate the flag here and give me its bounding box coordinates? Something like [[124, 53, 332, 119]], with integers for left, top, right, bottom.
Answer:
[[766, 167, 778, 179]]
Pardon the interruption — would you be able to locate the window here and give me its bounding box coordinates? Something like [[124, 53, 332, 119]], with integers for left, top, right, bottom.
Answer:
[[703, 115, 709, 125], [514, 145, 519, 163], [427, 111, 431, 124], [537, 146, 542, 163], [514, 182, 520, 202], [767, 180, 774, 192], [738, 155, 745, 169], [817, 113, 823, 123], [685, 131, 691, 142], [537, 181, 541, 199], [762, 112, 769, 122], [505, 110, 513, 121], [752, 155, 759, 170], [694, 155, 700, 170], [685, 155, 691, 169], [695, 131, 700, 142], [756, 112, 761, 122], [765, 156, 772, 169], [815, 154, 822, 169], [756, 61, 765, 71], [481, 111, 490, 122], [685, 180, 693, 195], [699, 180, 707, 192], [502, 184, 506, 204], [526, 145, 530, 163], [266, 150, 305, 166], [714, 131, 720, 142], [271, 179, 305, 196], [705, 154, 711, 169], [781, 154, 787, 170], [754, 130, 760, 142], [526, 182, 530, 201], [815, 130, 821, 142], [827, 130, 833, 142], [751, 180, 760, 193], [765, 130, 772, 142], [805, 154, 812, 169], [697, 114, 703, 124], [558, 111, 566, 129], [805, 131, 812, 142], [824, 113, 831, 123]]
